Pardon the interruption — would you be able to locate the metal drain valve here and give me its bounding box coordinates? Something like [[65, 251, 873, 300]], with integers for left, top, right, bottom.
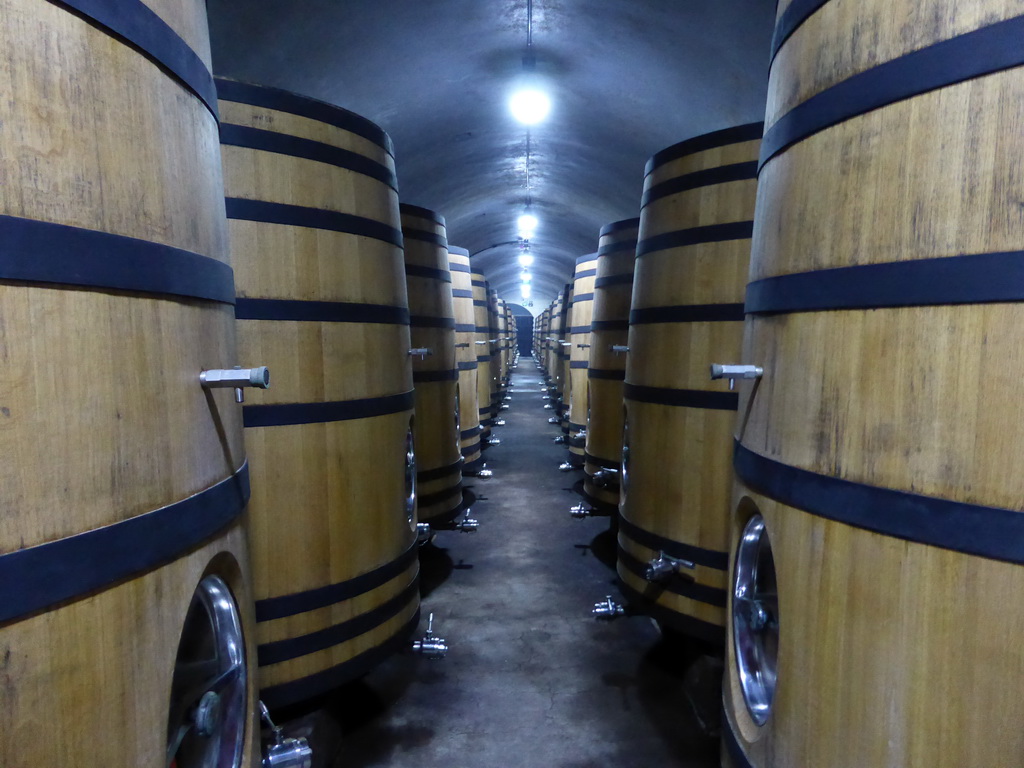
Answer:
[[200, 365, 270, 403], [592, 596, 626, 619], [570, 503, 596, 519], [453, 512, 479, 533], [415, 523, 433, 546], [558, 461, 575, 472], [260, 701, 313, 768], [411, 613, 448, 659], [710, 363, 763, 391], [592, 468, 619, 488], [644, 551, 696, 583]]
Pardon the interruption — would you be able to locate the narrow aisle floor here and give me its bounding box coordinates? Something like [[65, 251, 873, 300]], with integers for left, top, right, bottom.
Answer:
[[326, 357, 719, 767]]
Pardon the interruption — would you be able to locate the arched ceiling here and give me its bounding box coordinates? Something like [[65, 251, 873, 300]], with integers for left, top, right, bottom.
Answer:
[[207, 0, 774, 311]]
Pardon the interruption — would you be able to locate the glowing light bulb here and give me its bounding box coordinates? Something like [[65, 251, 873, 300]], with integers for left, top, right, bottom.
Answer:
[[521, 272, 532, 283], [509, 89, 551, 125], [521, 284, 532, 299], [518, 253, 534, 267], [517, 213, 538, 240]]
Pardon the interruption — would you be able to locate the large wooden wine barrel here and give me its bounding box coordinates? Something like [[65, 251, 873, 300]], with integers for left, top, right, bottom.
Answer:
[[218, 79, 419, 710], [619, 123, 762, 644], [496, 297, 509, 385], [723, 4, 1024, 766], [537, 306, 551, 372], [582, 219, 640, 512], [487, 288, 503, 411], [558, 282, 575, 434], [449, 246, 484, 472], [400, 204, 463, 524], [546, 292, 564, 387], [0, 2, 259, 765], [567, 254, 599, 467], [471, 271, 496, 438]]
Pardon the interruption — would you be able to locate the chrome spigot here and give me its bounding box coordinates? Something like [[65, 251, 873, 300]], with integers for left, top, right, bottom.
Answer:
[[558, 461, 575, 472], [570, 503, 596, 519], [553, 435, 567, 444], [592, 596, 626, 619], [644, 551, 696, 583], [260, 701, 313, 768], [494, 419, 506, 427], [415, 523, 433, 546], [547, 416, 560, 423], [452, 512, 479, 533], [592, 468, 619, 488], [411, 613, 448, 659], [610, 345, 630, 354], [408, 348, 433, 359], [710, 363, 764, 391], [477, 465, 494, 478], [485, 436, 501, 446], [200, 366, 270, 403]]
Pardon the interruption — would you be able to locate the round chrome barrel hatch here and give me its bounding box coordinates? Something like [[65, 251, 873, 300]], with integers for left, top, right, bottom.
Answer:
[[167, 574, 247, 768], [733, 513, 779, 726], [405, 422, 418, 528]]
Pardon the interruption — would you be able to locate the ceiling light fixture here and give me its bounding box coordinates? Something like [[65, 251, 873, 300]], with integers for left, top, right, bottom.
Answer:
[[521, 284, 532, 299], [518, 252, 534, 267], [517, 213, 538, 239], [509, 89, 551, 125], [521, 271, 532, 283]]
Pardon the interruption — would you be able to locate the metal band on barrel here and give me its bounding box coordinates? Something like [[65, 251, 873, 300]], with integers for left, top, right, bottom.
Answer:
[[62, 0, 218, 119], [761, 15, 1024, 168], [244, 391, 415, 428], [236, 298, 409, 324], [0, 463, 250, 624], [734, 441, 1024, 565], [219, 123, 397, 189], [225, 198, 404, 247], [215, 77, 393, 155], [624, 383, 738, 411], [745, 250, 1024, 314], [0, 215, 235, 304]]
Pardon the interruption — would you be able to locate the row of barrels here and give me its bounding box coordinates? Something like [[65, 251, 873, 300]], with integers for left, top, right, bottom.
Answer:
[[0, 3, 514, 765], [539, 1, 1024, 765]]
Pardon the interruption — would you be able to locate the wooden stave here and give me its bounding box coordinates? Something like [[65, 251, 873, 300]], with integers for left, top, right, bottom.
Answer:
[[583, 220, 639, 505], [725, 2, 1024, 766], [0, 1, 262, 764], [219, 81, 419, 707], [400, 205, 462, 523], [620, 126, 759, 639]]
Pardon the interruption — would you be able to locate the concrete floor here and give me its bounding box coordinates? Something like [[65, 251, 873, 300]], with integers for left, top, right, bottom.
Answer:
[[294, 357, 721, 767]]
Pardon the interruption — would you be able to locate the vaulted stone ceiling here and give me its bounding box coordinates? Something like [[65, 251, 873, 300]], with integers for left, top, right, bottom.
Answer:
[[207, 0, 774, 310]]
